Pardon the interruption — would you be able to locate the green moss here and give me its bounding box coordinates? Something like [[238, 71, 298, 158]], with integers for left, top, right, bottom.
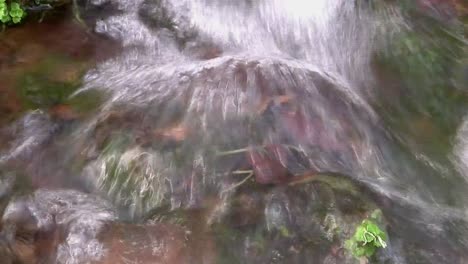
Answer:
[[290, 173, 363, 198], [211, 224, 242, 264], [375, 12, 468, 158], [16, 56, 85, 109], [65, 89, 104, 116], [19, 73, 79, 108]]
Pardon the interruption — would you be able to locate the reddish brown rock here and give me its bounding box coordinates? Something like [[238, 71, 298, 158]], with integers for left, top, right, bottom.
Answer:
[[0, 190, 216, 264], [247, 145, 290, 185], [96, 223, 190, 264]]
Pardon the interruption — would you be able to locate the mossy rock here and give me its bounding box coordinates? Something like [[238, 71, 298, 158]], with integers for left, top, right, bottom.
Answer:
[[14, 54, 104, 119], [210, 176, 387, 264], [16, 55, 86, 109], [374, 12, 468, 157], [64, 89, 104, 116]]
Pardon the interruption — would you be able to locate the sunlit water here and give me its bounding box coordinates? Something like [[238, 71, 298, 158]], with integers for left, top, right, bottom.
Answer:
[[0, 0, 467, 263]]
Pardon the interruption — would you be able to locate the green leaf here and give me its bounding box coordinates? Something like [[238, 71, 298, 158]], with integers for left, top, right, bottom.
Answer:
[[363, 231, 375, 244], [363, 245, 376, 257], [355, 247, 367, 257], [365, 222, 381, 235], [0, 2, 7, 13], [12, 15, 21, 23], [345, 239, 355, 251], [346, 217, 388, 259], [0, 12, 10, 23], [377, 235, 387, 248], [10, 2, 21, 11], [9, 2, 25, 18], [354, 226, 367, 242], [5, 2, 25, 24], [373, 237, 383, 247]]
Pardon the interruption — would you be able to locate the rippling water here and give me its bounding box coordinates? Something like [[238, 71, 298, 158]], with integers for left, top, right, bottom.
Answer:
[[1, 0, 467, 263]]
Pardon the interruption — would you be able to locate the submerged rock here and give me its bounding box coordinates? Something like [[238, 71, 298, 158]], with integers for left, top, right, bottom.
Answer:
[[95, 223, 192, 264], [209, 177, 391, 264], [71, 56, 380, 220], [0, 189, 218, 264], [1, 189, 117, 264], [0, 172, 15, 206]]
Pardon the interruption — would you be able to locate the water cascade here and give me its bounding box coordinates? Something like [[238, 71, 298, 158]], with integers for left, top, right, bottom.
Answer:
[[0, 0, 467, 263]]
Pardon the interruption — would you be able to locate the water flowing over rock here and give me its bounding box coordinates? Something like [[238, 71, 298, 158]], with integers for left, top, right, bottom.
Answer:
[[0, 189, 215, 264], [1, 0, 467, 263]]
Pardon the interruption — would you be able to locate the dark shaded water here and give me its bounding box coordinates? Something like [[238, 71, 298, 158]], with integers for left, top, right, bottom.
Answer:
[[0, 0, 467, 263]]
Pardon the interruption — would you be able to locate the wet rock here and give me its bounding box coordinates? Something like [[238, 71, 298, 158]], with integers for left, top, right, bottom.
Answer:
[[29, 0, 72, 7], [416, 0, 458, 22], [0, 172, 15, 227], [48, 104, 81, 121], [211, 176, 387, 264], [144, 204, 219, 264], [87, 0, 111, 6], [0, 41, 14, 69], [0, 166, 33, 198], [138, 0, 196, 41], [0, 173, 15, 203], [264, 183, 339, 243], [403, 242, 465, 264], [17, 56, 87, 110], [83, 142, 173, 218], [97, 223, 191, 264], [68, 57, 377, 221], [0, 231, 15, 264], [183, 41, 223, 60], [0, 12, 118, 131], [0, 110, 59, 165], [247, 145, 291, 185], [1, 189, 117, 263], [0, 189, 217, 264], [225, 191, 265, 227]]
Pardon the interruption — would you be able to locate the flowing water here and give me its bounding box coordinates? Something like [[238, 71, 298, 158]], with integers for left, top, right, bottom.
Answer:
[[0, 0, 467, 263]]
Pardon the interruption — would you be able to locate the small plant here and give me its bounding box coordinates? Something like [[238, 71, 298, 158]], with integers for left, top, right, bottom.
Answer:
[[97, 137, 170, 219], [345, 210, 388, 259], [0, 0, 26, 25]]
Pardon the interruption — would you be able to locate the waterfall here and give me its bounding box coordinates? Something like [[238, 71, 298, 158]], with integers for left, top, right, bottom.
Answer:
[[1, 0, 467, 263]]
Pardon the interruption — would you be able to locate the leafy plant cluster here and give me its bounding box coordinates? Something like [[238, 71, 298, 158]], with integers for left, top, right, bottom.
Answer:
[[345, 211, 388, 259], [0, 0, 25, 24]]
